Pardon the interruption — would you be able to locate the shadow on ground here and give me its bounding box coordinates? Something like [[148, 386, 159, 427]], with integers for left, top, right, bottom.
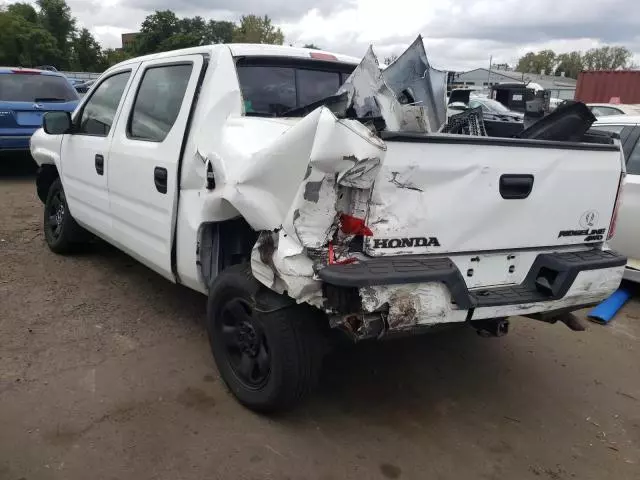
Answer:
[[0, 152, 38, 177]]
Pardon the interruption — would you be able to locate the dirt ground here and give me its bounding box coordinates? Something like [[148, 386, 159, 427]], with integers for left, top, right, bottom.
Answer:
[[1, 156, 639, 480]]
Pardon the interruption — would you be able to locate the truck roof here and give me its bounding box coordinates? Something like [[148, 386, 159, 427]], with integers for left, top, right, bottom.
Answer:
[[107, 44, 361, 74]]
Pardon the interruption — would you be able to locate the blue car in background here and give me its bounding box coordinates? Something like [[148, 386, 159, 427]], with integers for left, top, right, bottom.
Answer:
[[0, 68, 79, 152]]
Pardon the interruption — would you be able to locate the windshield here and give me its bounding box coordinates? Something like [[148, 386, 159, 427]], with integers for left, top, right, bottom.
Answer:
[[0, 73, 78, 102], [236, 61, 353, 116], [475, 98, 511, 113]]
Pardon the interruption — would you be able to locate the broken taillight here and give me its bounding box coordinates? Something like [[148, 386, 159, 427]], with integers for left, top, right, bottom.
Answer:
[[328, 242, 357, 265], [339, 214, 373, 236], [607, 173, 625, 240]]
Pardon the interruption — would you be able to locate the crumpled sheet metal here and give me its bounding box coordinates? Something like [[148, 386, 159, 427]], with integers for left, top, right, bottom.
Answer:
[[338, 35, 447, 133], [382, 36, 448, 133], [360, 283, 468, 329], [251, 230, 323, 305], [192, 39, 446, 313], [204, 107, 387, 306]]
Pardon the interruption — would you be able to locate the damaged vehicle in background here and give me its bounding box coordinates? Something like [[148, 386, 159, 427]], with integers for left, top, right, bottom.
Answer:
[[30, 38, 626, 412], [448, 89, 524, 137]]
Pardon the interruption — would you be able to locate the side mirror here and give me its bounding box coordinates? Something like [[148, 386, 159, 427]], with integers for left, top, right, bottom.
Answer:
[[43, 111, 72, 135]]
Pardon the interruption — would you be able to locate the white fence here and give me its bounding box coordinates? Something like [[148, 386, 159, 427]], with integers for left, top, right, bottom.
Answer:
[[61, 71, 102, 81]]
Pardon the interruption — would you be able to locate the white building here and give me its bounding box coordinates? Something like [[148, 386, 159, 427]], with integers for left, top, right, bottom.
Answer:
[[448, 68, 577, 100]]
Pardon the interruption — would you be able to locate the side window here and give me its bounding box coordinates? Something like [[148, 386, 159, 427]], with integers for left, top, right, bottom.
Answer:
[[627, 138, 640, 175], [591, 124, 634, 144], [591, 106, 623, 117], [129, 64, 194, 142], [469, 100, 488, 112], [78, 71, 131, 136]]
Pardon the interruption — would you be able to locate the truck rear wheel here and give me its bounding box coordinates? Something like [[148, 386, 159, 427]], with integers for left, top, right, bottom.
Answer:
[[206, 264, 326, 413], [43, 178, 87, 254]]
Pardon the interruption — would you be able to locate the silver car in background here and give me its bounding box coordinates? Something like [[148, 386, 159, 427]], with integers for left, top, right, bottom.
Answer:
[[592, 115, 640, 281]]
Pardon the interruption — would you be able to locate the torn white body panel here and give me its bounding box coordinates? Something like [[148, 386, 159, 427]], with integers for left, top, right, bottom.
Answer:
[[195, 106, 385, 233]]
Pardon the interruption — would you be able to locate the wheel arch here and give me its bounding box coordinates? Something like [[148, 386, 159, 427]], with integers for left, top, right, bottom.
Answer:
[[36, 164, 60, 204], [198, 217, 259, 289]]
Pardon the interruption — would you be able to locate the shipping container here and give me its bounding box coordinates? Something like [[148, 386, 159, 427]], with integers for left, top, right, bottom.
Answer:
[[575, 70, 640, 103]]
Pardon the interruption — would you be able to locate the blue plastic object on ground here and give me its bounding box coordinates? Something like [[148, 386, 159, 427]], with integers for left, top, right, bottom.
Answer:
[[587, 288, 632, 324]]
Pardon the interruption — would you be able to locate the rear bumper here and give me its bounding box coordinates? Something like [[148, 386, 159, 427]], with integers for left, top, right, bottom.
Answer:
[[0, 135, 33, 151], [623, 267, 640, 283], [320, 249, 626, 328]]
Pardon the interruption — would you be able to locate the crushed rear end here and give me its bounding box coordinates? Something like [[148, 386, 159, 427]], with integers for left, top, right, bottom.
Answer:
[[194, 39, 626, 341]]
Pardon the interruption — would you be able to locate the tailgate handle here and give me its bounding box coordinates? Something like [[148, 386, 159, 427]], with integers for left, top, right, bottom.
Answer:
[[499, 174, 534, 199]]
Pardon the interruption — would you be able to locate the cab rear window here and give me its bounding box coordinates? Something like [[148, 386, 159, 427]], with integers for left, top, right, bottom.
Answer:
[[235, 59, 354, 116]]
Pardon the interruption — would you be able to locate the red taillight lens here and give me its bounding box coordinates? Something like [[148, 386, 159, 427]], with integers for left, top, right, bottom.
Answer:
[[11, 69, 41, 74], [608, 173, 625, 240], [309, 52, 337, 61], [339, 214, 373, 236]]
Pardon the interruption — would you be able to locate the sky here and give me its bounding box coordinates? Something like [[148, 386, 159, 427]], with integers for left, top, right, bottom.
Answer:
[[7, 0, 640, 71]]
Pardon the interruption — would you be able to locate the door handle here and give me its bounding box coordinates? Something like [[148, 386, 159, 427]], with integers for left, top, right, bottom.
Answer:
[[499, 174, 534, 199], [154, 167, 168, 194], [95, 154, 104, 175]]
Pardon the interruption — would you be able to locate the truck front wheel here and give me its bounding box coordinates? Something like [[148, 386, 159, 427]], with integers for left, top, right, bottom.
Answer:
[[43, 178, 87, 254], [206, 264, 326, 413]]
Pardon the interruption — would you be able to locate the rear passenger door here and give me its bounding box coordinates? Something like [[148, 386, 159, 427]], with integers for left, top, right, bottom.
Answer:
[[107, 55, 204, 280]]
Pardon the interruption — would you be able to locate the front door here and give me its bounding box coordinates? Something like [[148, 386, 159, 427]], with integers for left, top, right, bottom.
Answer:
[[60, 68, 137, 236], [107, 55, 205, 280]]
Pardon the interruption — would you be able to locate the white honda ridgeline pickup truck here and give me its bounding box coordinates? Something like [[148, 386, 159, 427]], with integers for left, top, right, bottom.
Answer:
[[31, 39, 626, 412]]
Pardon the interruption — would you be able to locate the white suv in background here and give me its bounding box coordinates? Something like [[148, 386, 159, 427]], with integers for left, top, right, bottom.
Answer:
[[589, 104, 640, 117], [592, 115, 640, 281]]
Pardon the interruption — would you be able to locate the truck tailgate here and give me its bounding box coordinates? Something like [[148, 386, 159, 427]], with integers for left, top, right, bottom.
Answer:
[[365, 135, 623, 256]]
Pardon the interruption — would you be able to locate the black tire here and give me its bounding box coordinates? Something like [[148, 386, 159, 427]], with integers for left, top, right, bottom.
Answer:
[[43, 178, 86, 254], [207, 264, 327, 413]]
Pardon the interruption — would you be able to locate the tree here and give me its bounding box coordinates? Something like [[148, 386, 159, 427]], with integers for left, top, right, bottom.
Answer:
[[135, 10, 180, 54], [205, 20, 235, 44], [516, 50, 556, 75], [583, 46, 633, 70], [134, 11, 235, 54], [555, 51, 583, 79], [232, 15, 284, 45], [36, 0, 76, 68], [102, 48, 131, 68], [517, 45, 635, 80], [0, 10, 61, 67], [7, 2, 38, 23], [71, 28, 103, 71]]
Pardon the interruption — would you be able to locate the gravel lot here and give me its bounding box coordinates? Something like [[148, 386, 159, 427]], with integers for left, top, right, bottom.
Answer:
[[1, 156, 639, 480]]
